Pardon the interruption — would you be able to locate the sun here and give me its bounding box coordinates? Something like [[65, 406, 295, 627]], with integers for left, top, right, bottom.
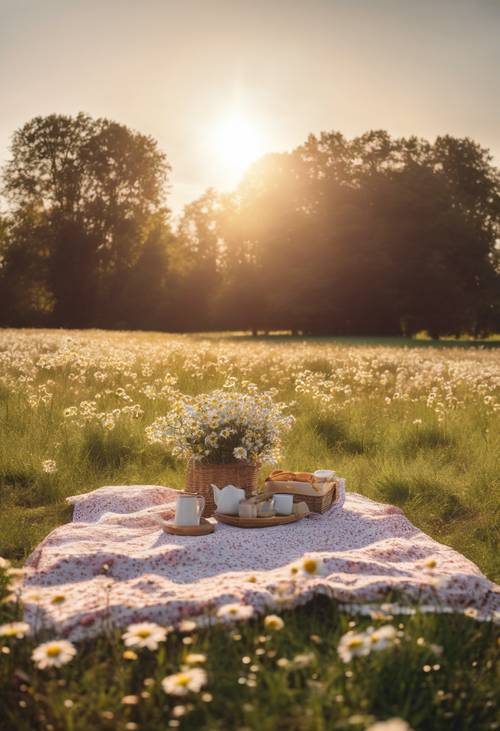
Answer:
[[212, 113, 265, 181]]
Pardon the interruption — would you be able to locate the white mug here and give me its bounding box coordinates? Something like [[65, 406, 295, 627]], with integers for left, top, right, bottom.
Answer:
[[175, 493, 205, 526], [274, 493, 293, 515]]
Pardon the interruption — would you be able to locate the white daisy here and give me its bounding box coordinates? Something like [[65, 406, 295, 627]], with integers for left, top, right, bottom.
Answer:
[[41, 459, 57, 474], [366, 624, 398, 650], [233, 446, 248, 460], [184, 653, 207, 665], [217, 603, 254, 621], [366, 720, 412, 731], [300, 556, 327, 577], [161, 668, 207, 696], [264, 615, 285, 631], [0, 621, 31, 638], [32, 640, 77, 669], [337, 630, 370, 662], [122, 622, 168, 650]]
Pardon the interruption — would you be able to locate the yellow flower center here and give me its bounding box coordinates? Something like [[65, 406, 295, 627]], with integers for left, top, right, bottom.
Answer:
[[303, 559, 317, 574], [347, 638, 364, 649], [137, 629, 152, 638], [176, 674, 190, 686], [46, 644, 62, 657]]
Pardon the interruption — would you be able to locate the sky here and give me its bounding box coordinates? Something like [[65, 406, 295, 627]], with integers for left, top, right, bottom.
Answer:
[[1, 0, 499, 217]]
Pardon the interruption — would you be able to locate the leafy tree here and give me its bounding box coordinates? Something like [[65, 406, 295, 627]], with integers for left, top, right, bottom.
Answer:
[[2, 113, 171, 326]]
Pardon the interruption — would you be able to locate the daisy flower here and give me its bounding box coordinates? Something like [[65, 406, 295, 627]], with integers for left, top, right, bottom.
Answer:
[[366, 624, 397, 651], [32, 640, 77, 669], [366, 720, 412, 731], [264, 615, 285, 631], [41, 459, 57, 474], [178, 620, 197, 633], [233, 446, 247, 460], [217, 603, 254, 621], [185, 653, 207, 665], [161, 668, 207, 696], [300, 556, 327, 577], [337, 630, 370, 662], [0, 621, 30, 639], [122, 622, 168, 650]]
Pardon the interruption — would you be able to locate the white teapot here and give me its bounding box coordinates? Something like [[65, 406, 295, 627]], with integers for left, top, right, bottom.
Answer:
[[212, 484, 246, 515]]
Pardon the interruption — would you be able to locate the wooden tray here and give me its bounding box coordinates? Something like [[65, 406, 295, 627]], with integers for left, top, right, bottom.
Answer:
[[215, 512, 307, 529], [162, 518, 214, 536]]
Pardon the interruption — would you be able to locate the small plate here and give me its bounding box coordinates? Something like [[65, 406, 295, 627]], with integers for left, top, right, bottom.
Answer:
[[162, 518, 214, 536]]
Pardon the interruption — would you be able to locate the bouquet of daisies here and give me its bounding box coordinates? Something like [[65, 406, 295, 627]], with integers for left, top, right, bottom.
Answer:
[[145, 385, 294, 465]]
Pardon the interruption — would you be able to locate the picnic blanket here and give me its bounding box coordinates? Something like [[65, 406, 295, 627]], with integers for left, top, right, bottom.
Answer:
[[23, 481, 499, 640]]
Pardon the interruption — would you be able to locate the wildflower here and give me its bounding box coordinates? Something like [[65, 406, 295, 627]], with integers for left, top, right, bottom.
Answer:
[[123, 650, 138, 661], [122, 622, 168, 650], [366, 721, 412, 731], [42, 459, 57, 474], [233, 446, 248, 460], [161, 668, 207, 696], [121, 695, 139, 705], [264, 615, 285, 631], [337, 630, 370, 662], [217, 603, 254, 621], [32, 640, 77, 669], [185, 653, 207, 664], [301, 556, 327, 577], [366, 624, 397, 651], [291, 652, 315, 669], [178, 620, 197, 633], [0, 621, 30, 639]]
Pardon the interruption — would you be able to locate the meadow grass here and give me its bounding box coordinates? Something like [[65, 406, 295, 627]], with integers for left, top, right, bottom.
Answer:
[[0, 329, 498, 730]]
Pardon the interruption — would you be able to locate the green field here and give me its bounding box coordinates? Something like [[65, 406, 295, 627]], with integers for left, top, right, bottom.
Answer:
[[0, 329, 499, 731]]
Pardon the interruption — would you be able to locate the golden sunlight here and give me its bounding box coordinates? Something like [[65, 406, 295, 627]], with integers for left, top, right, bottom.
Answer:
[[211, 112, 266, 180]]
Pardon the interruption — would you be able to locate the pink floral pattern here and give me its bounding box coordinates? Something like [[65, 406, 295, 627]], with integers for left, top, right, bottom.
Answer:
[[23, 481, 499, 639]]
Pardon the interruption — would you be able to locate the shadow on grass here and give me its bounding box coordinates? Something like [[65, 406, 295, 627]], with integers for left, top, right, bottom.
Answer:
[[313, 415, 372, 455], [400, 426, 455, 455], [81, 429, 142, 470], [0, 502, 73, 562], [2, 468, 35, 489], [376, 475, 476, 525]]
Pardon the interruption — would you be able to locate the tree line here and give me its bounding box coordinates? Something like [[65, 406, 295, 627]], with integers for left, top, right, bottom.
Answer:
[[0, 113, 499, 336]]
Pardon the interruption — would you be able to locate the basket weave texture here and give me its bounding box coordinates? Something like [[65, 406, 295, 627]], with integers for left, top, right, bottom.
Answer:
[[185, 458, 259, 517], [266, 480, 338, 514]]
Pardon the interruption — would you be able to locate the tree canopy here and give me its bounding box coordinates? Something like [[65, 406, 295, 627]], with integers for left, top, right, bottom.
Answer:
[[1, 117, 499, 336]]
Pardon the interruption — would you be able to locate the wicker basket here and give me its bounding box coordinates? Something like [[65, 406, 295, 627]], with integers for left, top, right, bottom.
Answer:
[[265, 480, 338, 514], [185, 458, 259, 517]]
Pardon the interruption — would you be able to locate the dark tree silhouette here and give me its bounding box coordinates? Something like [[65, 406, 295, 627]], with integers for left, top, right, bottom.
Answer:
[[2, 113, 171, 327], [1, 120, 499, 336]]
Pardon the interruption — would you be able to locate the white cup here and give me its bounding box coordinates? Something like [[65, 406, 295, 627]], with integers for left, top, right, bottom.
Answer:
[[274, 493, 293, 515], [175, 493, 205, 526]]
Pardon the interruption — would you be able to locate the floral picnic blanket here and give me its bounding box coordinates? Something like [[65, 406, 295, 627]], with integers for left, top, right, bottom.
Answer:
[[23, 482, 499, 640]]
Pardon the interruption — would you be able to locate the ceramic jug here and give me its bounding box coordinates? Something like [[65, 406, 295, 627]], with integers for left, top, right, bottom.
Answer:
[[175, 492, 205, 526]]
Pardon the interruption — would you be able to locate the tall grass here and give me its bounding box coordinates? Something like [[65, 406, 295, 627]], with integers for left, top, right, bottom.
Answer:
[[0, 330, 498, 730]]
